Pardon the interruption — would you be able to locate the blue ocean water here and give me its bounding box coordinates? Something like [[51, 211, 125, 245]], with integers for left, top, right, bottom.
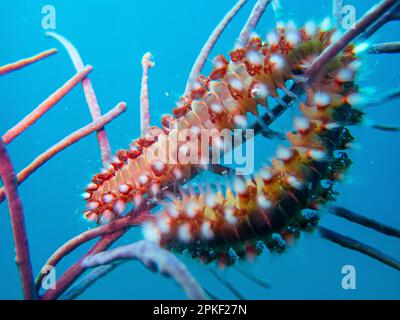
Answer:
[[0, 0, 399, 299]]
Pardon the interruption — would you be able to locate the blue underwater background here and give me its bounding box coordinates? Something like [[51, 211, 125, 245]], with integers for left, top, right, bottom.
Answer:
[[0, 0, 399, 299]]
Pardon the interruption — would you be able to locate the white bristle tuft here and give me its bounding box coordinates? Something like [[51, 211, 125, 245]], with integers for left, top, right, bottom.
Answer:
[[86, 182, 98, 191], [349, 60, 362, 71], [230, 78, 244, 91], [287, 175, 303, 190], [320, 17, 331, 31], [113, 200, 126, 214], [200, 221, 214, 240], [260, 167, 273, 181], [234, 115, 247, 128], [179, 143, 190, 156], [214, 58, 225, 70], [100, 210, 114, 224], [143, 223, 161, 244], [190, 126, 201, 136], [211, 103, 223, 114], [178, 223, 192, 243], [168, 205, 179, 218], [205, 193, 217, 208], [250, 31, 260, 39], [118, 184, 130, 194], [276, 21, 286, 29], [213, 136, 225, 151], [313, 92, 331, 107], [354, 42, 369, 54], [325, 122, 340, 130], [233, 178, 247, 194], [309, 149, 326, 161], [87, 201, 99, 210], [134, 195, 143, 207], [103, 194, 114, 204], [286, 30, 300, 46], [257, 195, 272, 209], [251, 83, 269, 100], [305, 21, 317, 37], [267, 31, 279, 45], [82, 192, 91, 200], [186, 200, 199, 218], [246, 50, 263, 66], [157, 216, 171, 234], [190, 81, 202, 91], [85, 212, 97, 222], [152, 161, 165, 173], [138, 175, 149, 185], [270, 54, 285, 70], [294, 117, 311, 132], [337, 68, 354, 82], [112, 156, 121, 164], [277, 146, 293, 161], [173, 168, 183, 180], [151, 183, 160, 195], [224, 208, 237, 225], [347, 93, 364, 106]]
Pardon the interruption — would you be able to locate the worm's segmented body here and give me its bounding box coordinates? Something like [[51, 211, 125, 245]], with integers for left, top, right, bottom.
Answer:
[[141, 23, 362, 264], [84, 21, 361, 265]]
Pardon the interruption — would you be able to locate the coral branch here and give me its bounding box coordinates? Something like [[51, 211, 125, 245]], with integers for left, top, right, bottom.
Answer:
[[328, 206, 400, 239], [238, 0, 271, 47], [0, 141, 35, 299], [140, 53, 154, 135], [209, 269, 245, 300], [2, 66, 93, 144], [234, 266, 271, 289], [318, 226, 400, 271], [304, 0, 399, 82], [364, 87, 400, 107], [0, 48, 57, 76], [0, 102, 127, 203], [82, 240, 207, 300], [371, 124, 400, 132], [60, 264, 119, 300], [40, 229, 127, 300], [368, 42, 400, 54], [46, 32, 112, 166], [35, 213, 152, 289], [184, 0, 247, 94], [362, 2, 400, 39]]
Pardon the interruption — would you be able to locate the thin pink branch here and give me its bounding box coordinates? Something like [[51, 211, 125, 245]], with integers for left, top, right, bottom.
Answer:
[[0, 141, 35, 300], [60, 264, 118, 300], [304, 0, 399, 82], [0, 102, 127, 203], [83, 240, 207, 300], [238, 0, 271, 47], [2, 65, 93, 144], [46, 32, 112, 166], [35, 213, 153, 289], [0, 48, 57, 76], [40, 229, 127, 300], [369, 41, 400, 54], [140, 53, 154, 135], [184, 0, 248, 95], [362, 2, 400, 39]]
